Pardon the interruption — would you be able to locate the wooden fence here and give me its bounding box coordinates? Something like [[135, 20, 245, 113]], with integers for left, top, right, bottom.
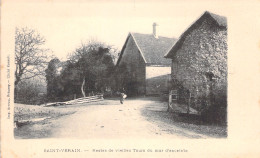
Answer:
[[45, 94, 104, 107]]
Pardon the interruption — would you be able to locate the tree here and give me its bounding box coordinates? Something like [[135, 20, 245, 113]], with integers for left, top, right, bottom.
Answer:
[[15, 79, 46, 105], [67, 40, 118, 64], [68, 41, 116, 97], [15, 27, 49, 85], [45, 41, 117, 100], [45, 58, 63, 101]]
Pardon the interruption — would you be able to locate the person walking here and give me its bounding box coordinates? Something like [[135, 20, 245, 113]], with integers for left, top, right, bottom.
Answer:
[[120, 88, 127, 104]]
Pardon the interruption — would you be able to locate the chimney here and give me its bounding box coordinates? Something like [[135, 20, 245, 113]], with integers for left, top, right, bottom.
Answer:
[[153, 22, 158, 38]]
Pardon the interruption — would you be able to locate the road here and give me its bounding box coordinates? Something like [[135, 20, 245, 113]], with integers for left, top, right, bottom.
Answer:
[[48, 97, 210, 139]]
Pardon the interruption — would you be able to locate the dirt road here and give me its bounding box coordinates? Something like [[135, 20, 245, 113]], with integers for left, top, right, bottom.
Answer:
[[49, 98, 212, 139], [15, 97, 226, 139]]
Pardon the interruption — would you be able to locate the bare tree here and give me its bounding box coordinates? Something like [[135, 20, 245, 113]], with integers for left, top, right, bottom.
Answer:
[[15, 27, 49, 85]]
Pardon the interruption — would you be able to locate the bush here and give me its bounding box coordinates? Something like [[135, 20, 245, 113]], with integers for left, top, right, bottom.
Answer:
[[15, 80, 47, 105], [173, 78, 227, 124]]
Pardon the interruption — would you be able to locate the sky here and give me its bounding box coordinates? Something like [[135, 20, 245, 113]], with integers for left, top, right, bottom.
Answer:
[[4, 0, 231, 60]]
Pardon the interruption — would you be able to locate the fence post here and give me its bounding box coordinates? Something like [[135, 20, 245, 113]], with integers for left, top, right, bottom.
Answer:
[[187, 92, 191, 114], [168, 90, 172, 112]]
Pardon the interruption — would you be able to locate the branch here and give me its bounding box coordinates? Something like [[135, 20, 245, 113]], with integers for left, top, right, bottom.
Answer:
[[15, 27, 50, 85]]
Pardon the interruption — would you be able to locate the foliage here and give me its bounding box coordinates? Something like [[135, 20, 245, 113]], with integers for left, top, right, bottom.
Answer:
[[14, 79, 46, 105], [45, 58, 65, 101], [45, 41, 117, 101]]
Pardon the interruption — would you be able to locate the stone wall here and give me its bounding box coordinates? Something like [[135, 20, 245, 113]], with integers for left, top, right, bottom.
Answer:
[[172, 17, 227, 113]]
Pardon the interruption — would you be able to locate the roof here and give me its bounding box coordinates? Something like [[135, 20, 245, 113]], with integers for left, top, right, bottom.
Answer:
[[117, 32, 176, 66], [207, 11, 227, 27], [165, 11, 227, 58]]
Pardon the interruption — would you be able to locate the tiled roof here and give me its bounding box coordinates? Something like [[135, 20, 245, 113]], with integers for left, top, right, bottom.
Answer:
[[130, 33, 176, 65]]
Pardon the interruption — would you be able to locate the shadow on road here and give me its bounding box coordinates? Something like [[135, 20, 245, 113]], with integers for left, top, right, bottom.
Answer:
[[139, 97, 227, 138]]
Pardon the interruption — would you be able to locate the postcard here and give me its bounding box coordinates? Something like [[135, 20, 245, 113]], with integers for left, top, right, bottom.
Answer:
[[1, 0, 260, 157]]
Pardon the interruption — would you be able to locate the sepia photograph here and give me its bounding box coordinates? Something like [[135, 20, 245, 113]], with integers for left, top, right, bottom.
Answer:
[[13, 9, 227, 139], [1, 0, 260, 157]]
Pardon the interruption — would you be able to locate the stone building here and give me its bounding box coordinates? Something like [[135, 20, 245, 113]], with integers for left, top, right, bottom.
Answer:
[[164, 11, 227, 120], [116, 23, 176, 96]]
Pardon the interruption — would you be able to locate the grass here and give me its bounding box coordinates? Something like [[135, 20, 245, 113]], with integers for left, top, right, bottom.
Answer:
[[14, 103, 76, 139], [14, 103, 75, 121]]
